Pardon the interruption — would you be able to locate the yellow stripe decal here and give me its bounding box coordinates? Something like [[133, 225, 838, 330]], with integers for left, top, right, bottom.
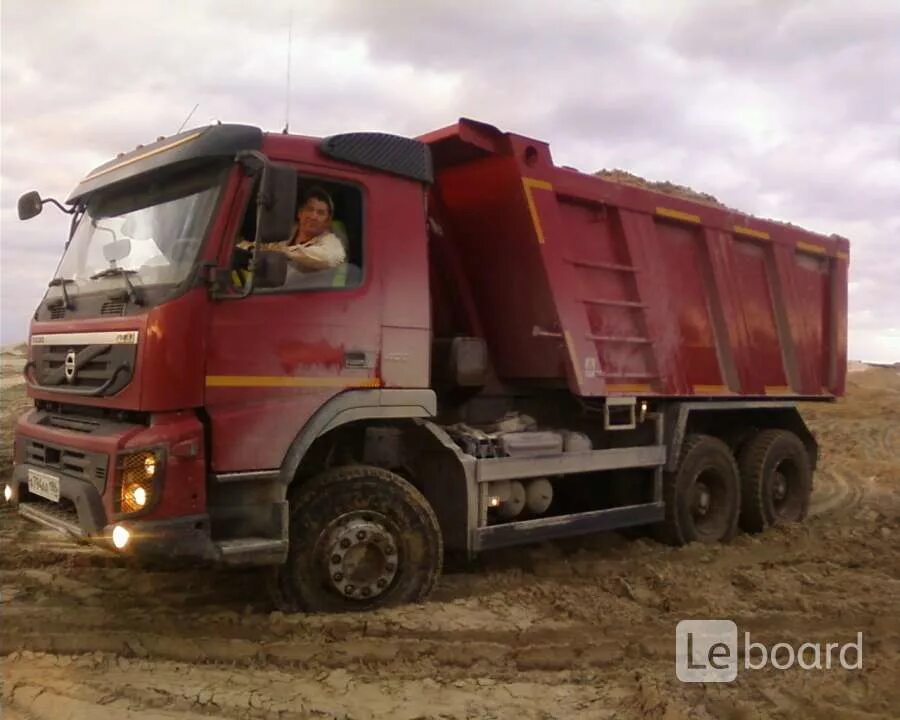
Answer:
[[522, 177, 553, 244], [693, 384, 731, 394], [764, 385, 793, 395], [733, 225, 770, 240], [206, 376, 382, 388], [836, 251, 850, 261], [607, 383, 652, 393], [796, 241, 826, 256], [82, 131, 204, 182], [656, 207, 701, 224]]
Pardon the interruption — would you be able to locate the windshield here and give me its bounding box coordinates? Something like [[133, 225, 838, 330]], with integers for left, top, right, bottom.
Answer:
[[56, 164, 225, 291]]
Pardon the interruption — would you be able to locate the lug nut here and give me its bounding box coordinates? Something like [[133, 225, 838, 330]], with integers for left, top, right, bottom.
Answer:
[[385, 563, 395, 573], [331, 554, 341, 564], [340, 538, 351, 548], [332, 572, 343, 582], [356, 530, 367, 540], [384, 546, 395, 555], [344, 584, 355, 595], [376, 578, 387, 588], [361, 587, 372, 597]]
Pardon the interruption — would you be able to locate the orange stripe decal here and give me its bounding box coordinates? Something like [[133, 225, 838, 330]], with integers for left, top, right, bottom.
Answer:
[[656, 207, 701, 224], [607, 383, 652, 393], [522, 177, 553, 244], [733, 225, 770, 240], [206, 376, 382, 389], [693, 384, 731, 394], [796, 241, 826, 256]]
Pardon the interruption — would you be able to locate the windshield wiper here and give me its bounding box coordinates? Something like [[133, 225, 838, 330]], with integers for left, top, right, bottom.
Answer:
[[90, 267, 144, 306], [47, 277, 76, 310]]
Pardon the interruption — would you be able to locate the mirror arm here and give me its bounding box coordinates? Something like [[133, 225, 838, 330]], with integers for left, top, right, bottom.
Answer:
[[43, 198, 76, 215], [66, 205, 84, 249]]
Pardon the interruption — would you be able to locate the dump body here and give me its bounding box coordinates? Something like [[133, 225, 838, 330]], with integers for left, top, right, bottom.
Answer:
[[424, 120, 848, 399]]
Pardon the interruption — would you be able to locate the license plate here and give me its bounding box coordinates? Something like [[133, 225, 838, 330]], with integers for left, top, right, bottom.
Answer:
[[27, 469, 60, 502]]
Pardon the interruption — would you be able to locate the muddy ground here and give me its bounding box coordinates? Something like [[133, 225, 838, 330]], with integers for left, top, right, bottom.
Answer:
[[1, 351, 898, 719]]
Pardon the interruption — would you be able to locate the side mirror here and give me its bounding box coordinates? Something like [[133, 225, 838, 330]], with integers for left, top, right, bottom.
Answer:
[[255, 250, 288, 288], [18, 191, 43, 221], [257, 165, 297, 244]]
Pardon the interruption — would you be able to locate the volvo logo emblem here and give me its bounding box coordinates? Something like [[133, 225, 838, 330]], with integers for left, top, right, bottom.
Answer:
[[64, 350, 77, 382]]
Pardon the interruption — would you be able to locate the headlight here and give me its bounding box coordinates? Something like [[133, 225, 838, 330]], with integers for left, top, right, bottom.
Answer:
[[119, 450, 159, 513], [112, 525, 131, 549]]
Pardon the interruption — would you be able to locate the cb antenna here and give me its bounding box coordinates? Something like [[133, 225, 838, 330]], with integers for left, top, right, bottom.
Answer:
[[177, 103, 199, 134], [282, 7, 294, 134]]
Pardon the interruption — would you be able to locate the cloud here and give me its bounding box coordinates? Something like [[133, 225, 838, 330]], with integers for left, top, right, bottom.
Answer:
[[1, 0, 898, 361]]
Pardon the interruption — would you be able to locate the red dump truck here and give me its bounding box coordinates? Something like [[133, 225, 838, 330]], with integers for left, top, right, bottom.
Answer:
[[9, 119, 848, 611]]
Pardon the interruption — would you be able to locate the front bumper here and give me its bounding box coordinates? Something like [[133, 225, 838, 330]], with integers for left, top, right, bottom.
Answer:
[[9, 463, 219, 562], [11, 408, 287, 567]]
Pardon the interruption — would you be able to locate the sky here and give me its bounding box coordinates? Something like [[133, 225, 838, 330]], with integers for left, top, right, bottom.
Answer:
[[1, 0, 898, 361]]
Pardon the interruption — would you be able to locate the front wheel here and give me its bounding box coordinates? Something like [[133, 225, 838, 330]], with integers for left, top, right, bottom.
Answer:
[[269, 465, 443, 613]]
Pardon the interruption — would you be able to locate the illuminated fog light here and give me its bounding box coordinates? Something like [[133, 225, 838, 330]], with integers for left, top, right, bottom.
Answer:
[[3, 485, 12, 502], [133, 486, 147, 508], [488, 495, 501, 508], [112, 525, 130, 550], [144, 456, 157, 476]]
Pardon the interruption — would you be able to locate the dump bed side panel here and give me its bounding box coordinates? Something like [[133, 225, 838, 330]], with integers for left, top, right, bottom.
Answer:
[[549, 172, 848, 399], [426, 120, 849, 399]]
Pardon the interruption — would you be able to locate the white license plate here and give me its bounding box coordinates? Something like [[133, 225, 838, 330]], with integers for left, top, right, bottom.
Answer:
[[27, 469, 60, 502]]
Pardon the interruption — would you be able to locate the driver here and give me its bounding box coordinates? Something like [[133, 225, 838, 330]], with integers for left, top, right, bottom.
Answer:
[[237, 186, 345, 273]]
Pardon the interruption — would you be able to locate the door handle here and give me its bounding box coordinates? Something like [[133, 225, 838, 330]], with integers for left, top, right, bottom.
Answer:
[[344, 350, 374, 369]]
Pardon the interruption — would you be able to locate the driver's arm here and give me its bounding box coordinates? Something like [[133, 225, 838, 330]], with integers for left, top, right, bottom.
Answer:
[[281, 234, 346, 271]]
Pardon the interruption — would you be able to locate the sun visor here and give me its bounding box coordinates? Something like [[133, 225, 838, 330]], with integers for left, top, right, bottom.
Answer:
[[67, 124, 263, 203]]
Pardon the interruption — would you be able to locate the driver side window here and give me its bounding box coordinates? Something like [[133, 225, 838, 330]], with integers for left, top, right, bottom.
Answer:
[[232, 175, 363, 292]]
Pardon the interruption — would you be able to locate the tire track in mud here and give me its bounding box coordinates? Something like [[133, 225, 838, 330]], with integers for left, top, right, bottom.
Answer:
[[809, 466, 867, 517], [3, 653, 620, 720]]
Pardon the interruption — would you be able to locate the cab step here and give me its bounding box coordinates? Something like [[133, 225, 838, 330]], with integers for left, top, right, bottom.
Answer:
[[215, 537, 287, 566]]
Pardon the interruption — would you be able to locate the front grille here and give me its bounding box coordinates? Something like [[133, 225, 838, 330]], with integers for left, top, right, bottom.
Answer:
[[25, 439, 108, 492], [100, 301, 126, 316], [31, 342, 135, 395]]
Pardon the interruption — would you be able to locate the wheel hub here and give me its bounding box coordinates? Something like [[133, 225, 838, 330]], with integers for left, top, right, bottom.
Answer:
[[772, 472, 788, 502], [694, 482, 712, 517], [322, 513, 399, 600]]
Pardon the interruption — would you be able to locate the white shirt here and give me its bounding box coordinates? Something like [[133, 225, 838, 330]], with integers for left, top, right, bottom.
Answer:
[[240, 231, 346, 272], [269, 232, 346, 272]]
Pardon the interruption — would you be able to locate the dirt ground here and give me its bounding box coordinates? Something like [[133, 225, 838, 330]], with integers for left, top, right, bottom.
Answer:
[[1, 351, 898, 720]]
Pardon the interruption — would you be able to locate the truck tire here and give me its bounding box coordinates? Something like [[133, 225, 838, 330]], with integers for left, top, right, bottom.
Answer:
[[659, 434, 740, 545], [738, 429, 811, 532], [269, 465, 442, 613]]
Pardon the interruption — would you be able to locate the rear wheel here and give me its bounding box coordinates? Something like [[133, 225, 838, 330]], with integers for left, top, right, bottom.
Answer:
[[738, 429, 811, 532], [659, 434, 741, 545], [269, 465, 442, 613]]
